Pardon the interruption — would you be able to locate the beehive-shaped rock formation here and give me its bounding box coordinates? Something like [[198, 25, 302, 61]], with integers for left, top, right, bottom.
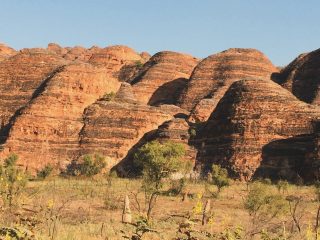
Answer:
[[179, 48, 277, 122], [131, 51, 199, 105], [0, 49, 67, 143], [275, 49, 320, 105], [197, 78, 320, 178], [1, 63, 120, 170]]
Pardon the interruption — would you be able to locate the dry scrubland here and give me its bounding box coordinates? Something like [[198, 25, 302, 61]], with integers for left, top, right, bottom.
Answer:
[[1, 176, 320, 240]]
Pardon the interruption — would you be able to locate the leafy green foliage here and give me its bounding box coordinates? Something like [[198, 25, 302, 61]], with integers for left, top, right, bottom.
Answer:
[[102, 91, 116, 101], [244, 182, 287, 221], [0, 154, 27, 208], [211, 164, 230, 192], [37, 164, 53, 180], [67, 154, 106, 177], [134, 140, 187, 192]]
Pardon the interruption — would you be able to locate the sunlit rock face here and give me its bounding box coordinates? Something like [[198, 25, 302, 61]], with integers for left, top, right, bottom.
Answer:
[[131, 51, 199, 105], [196, 78, 320, 179], [1, 63, 121, 170], [179, 48, 278, 122]]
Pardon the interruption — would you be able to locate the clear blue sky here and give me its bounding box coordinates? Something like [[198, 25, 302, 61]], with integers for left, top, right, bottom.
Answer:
[[0, 0, 319, 66]]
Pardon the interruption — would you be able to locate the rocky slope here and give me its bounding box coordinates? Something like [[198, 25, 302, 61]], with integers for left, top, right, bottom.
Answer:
[[179, 48, 278, 122], [196, 78, 320, 179], [131, 51, 199, 105]]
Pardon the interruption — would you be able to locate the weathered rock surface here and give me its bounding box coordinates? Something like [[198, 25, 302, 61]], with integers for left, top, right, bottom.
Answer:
[[197, 78, 320, 179], [89, 45, 145, 77], [151, 118, 197, 163], [0, 43, 17, 61], [274, 49, 320, 105], [179, 48, 278, 122], [79, 99, 180, 168], [131, 51, 198, 105], [1, 63, 120, 170], [0, 49, 67, 143]]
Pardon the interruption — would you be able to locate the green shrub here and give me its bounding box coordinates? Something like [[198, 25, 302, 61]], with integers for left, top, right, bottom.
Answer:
[[37, 164, 53, 179], [0, 154, 27, 208], [134, 140, 188, 219], [67, 154, 106, 177], [208, 164, 230, 195], [276, 179, 289, 194], [244, 182, 287, 224], [102, 91, 116, 101], [135, 60, 143, 68]]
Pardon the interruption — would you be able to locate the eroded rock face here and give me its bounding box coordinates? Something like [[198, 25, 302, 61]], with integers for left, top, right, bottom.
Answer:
[[274, 49, 320, 105], [152, 118, 197, 163], [79, 100, 178, 168], [131, 51, 199, 105], [1, 63, 120, 170], [179, 48, 278, 122], [197, 78, 320, 179], [89, 45, 145, 78], [0, 49, 67, 143], [0, 43, 17, 61]]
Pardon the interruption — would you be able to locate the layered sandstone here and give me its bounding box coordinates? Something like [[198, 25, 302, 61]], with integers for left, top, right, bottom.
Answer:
[[131, 51, 199, 105], [79, 100, 180, 168], [0, 49, 67, 143], [197, 78, 320, 178], [179, 48, 278, 122], [151, 118, 197, 163], [1, 63, 120, 170], [89, 45, 146, 79], [274, 49, 320, 105], [0, 43, 16, 61]]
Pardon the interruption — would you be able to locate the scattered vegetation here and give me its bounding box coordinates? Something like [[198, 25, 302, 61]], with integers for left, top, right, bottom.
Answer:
[[2, 153, 320, 239]]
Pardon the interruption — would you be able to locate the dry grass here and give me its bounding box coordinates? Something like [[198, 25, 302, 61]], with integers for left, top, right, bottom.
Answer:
[[0, 176, 319, 239]]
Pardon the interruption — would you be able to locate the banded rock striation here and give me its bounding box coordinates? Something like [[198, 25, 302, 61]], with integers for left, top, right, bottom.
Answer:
[[179, 48, 278, 122], [78, 83, 185, 168], [274, 48, 320, 105], [0, 49, 68, 143], [0, 43, 17, 61], [1, 63, 120, 170], [131, 51, 199, 105], [196, 78, 320, 179]]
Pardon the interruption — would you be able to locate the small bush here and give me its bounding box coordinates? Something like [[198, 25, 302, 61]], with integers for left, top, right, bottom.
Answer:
[[208, 164, 230, 195], [67, 154, 106, 177], [102, 91, 116, 101], [135, 60, 143, 68], [166, 178, 187, 196], [0, 154, 27, 207], [37, 164, 53, 180]]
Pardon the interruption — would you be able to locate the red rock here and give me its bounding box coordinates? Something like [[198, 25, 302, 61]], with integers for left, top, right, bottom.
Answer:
[[179, 48, 278, 122], [0, 43, 16, 61], [131, 51, 199, 105], [1, 63, 120, 170], [197, 78, 320, 179], [0, 49, 67, 143], [274, 49, 320, 105]]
